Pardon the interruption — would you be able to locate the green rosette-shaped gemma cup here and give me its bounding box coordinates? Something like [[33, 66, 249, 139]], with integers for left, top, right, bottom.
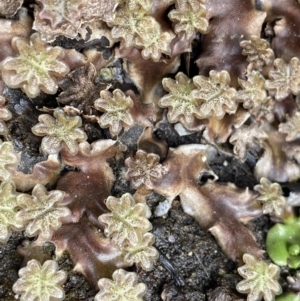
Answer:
[[267, 217, 300, 268]]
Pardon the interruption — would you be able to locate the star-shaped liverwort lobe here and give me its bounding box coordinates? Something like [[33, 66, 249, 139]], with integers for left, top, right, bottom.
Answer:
[[123, 232, 159, 271], [32, 108, 87, 155], [236, 254, 282, 301], [95, 269, 147, 301], [168, 0, 208, 40], [94, 89, 134, 137], [159, 72, 201, 127], [125, 150, 165, 190], [254, 177, 286, 218], [265, 57, 300, 101], [99, 193, 152, 246], [1, 33, 69, 98], [192, 70, 238, 119], [135, 17, 175, 62], [12, 259, 67, 301], [16, 184, 71, 241], [111, 5, 148, 48]]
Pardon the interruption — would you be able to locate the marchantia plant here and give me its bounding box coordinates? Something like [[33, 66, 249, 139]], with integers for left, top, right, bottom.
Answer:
[[1, 0, 300, 300]]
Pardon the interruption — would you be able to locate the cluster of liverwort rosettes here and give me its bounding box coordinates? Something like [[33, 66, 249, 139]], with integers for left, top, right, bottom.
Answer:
[[1, 0, 300, 300], [10, 192, 154, 301], [107, 0, 208, 61], [99, 193, 159, 271], [158, 41, 300, 134], [12, 259, 147, 301], [159, 70, 238, 129], [157, 34, 300, 192], [0, 139, 69, 244], [0, 139, 69, 300], [0, 92, 160, 300], [0, 139, 158, 300]]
